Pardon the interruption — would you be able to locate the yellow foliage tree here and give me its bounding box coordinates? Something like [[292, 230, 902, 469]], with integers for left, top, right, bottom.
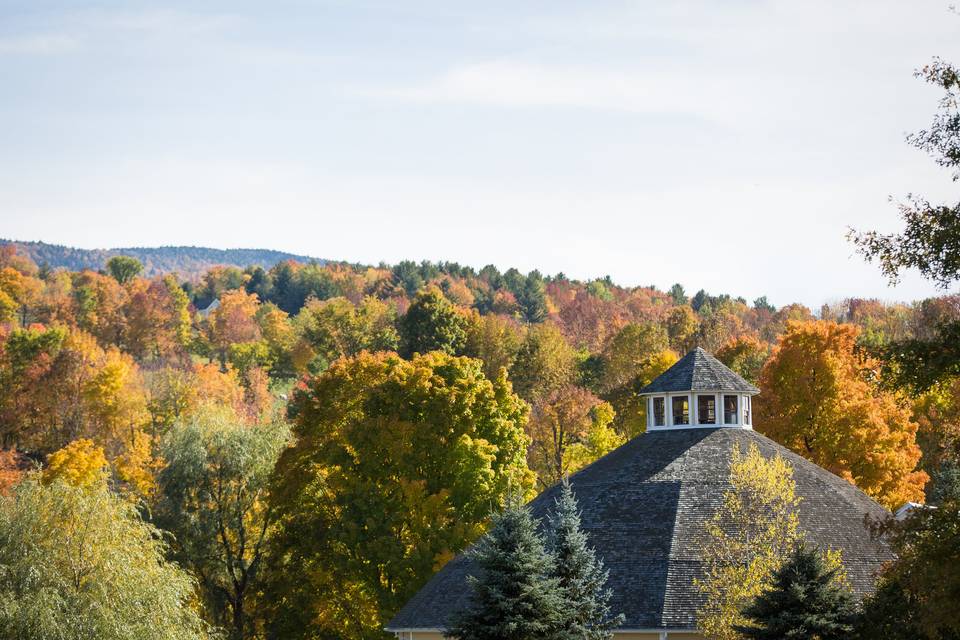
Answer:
[[0, 267, 25, 323], [83, 347, 148, 445], [757, 320, 927, 509], [43, 439, 108, 488], [564, 400, 624, 476], [604, 348, 678, 438], [696, 443, 802, 640], [113, 430, 161, 498]]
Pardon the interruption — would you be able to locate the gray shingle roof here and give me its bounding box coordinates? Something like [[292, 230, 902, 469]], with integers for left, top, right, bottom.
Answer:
[[387, 428, 892, 632], [639, 347, 760, 395]]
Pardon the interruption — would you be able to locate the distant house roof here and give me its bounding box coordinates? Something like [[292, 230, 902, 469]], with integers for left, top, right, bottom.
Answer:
[[639, 347, 760, 395], [894, 501, 931, 521], [386, 428, 892, 633], [198, 298, 220, 318]]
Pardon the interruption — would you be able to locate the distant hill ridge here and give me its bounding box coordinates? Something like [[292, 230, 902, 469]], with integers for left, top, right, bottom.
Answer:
[[1, 240, 325, 278]]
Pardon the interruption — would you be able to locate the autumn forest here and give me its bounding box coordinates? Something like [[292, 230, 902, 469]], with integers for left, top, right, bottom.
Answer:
[[0, 236, 957, 638]]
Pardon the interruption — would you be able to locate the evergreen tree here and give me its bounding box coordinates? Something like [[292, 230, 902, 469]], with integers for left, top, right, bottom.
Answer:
[[547, 479, 623, 640], [736, 544, 857, 640], [448, 497, 563, 640]]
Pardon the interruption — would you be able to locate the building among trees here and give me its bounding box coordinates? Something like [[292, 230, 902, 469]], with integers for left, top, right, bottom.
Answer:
[[386, 348, 893, 640]]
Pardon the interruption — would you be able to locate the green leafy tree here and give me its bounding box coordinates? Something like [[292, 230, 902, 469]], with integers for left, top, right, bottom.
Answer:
[[596, 323, 670, 395], [156, 407, 292, 639], [463, 311, 525, 381], [666, 305, 699, 353], [716, 335, 770, 386], [448, 497, 563, 640], [399, 285, 468, 357], [855, 579, 939, 640], [295, 295, 399, 369], [547, 479, 624, 640], [857, 484, 960, 639], [736, 544, 857, 640], [0, 476, 207, 640], [106, 255, 144, 285], [264, 351, 533, 639], [850, 50, 960, 390], [591, 322, 675, 436], [511, 323, 577, 405]]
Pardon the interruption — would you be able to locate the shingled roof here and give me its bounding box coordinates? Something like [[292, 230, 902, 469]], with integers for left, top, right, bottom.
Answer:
[[387, 428, 891, 633], [639, 347, 760, 395]]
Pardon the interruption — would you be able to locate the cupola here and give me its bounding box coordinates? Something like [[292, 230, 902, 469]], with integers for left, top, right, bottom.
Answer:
[[638, 347, 759, 430]]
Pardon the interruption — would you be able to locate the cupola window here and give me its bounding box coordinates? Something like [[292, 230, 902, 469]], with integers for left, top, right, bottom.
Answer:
[[743, 396, 752, 425], [723, 395, 739, 424], [697, 395, 716, 425], [672, 396, 690, 425], [652, 397, 666, 427]]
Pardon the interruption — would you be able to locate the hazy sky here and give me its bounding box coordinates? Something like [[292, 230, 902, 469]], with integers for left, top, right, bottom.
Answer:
[[1, 1, 958, 308]]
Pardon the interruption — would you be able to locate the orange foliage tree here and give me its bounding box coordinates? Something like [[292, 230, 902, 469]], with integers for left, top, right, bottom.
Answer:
[[206, 289, 262, 367], [757, 320, 927, 509]]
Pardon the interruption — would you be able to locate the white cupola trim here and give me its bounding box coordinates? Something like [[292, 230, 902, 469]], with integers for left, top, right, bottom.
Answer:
[[638, 347, 759, 431]]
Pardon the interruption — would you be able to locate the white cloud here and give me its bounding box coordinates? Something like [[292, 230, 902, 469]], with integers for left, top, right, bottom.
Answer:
[[86, 8, 241, 35], [368, 61, 753, 124], [0, 34, 78, 55]]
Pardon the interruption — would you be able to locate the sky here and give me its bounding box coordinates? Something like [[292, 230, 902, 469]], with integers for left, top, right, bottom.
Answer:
[[0, 0, 958, 309]]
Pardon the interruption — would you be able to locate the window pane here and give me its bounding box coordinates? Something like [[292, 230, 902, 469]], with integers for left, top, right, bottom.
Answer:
[[697, 395, 716, 424], [653, 397, 666, 426], [724, 395, 738, 424], [672, 396, 689, 425], [743, 396, 751, 424]]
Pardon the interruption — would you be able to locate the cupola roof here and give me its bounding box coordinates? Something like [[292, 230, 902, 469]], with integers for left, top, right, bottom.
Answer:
[[639, 347, 759, 395]]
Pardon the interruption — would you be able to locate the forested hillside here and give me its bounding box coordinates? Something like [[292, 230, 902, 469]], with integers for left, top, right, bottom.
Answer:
[[0, 241, 956, 638], [0, 239, 323, 278]]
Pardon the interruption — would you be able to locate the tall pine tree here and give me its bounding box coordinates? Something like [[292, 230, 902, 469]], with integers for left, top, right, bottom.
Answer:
[[547, 479, 623, 640], [736, 544, 857, 640], [448, 497, 563, 640]]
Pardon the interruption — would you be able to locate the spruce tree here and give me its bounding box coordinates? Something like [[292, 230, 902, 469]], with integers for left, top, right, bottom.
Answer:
[[547, 479, 624, 640], [735, 544, 857, 640], [448, 497, 563, 640]]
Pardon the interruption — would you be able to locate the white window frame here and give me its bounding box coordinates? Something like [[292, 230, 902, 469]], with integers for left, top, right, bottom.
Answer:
[[722, 394, 739, 425], [696, 394, 717, 426], [650, 396, 667, 428], [670, 394, 691, 426]]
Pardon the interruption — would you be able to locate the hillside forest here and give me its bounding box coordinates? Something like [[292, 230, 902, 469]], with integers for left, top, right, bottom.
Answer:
[[0, 238, 958, 638]]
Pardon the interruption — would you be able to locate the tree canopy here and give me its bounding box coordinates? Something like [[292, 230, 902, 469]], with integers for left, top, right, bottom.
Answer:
[[0, 476, 208, 640], [264, 351, 533, 639], [757, 320, 927, 509]]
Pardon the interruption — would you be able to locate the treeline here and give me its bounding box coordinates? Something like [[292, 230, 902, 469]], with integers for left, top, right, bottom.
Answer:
[[1, 239, 322, 278], [0, 244, 957, 639]]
